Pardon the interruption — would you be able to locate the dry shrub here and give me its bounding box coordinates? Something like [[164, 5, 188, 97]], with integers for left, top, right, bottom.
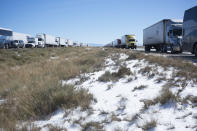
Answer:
[[137, 119, 157, 130], [132, 85, 148, 92], [113, 66, 131, 78], [98, 66, 131, 82], [126, 52, 144, 60], [138, 66, 157, 79], [110, 113, 121, 122], [81, 121, 103, 131], [98, 71, 112, 82], [0, 47, 109, 129], [143, 87, 178, 109], [3, 84, 94, 121], [127, 51, 197, 83]]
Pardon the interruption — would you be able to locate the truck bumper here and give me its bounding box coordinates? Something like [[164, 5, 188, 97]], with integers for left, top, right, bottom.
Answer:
[[173, 45, 181, 52], [128, 43, 136, 48]]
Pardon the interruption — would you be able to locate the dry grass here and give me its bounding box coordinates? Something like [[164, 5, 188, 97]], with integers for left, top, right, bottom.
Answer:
[[98, 71, 112, 82], [0, 47, 111, 129], [81, 121, 103, 131], [132, 85, 148, 92], [15, 84, 94, 120], [138, 65, 159, 79], [98, 66, 132, 82], [137, 119, 157, 130], [143, 87, 178, 109], [126, 51, 197, 83], [110, 112, 122, 122]]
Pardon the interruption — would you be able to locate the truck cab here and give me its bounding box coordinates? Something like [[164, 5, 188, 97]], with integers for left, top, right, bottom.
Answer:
[[127, 35, 137, 49], [0, 28, 13, 49], [166, 24, 182, 53], [36, 34, 45, 48], [26, 37, 38, 48], [182, 6, 197, 56], [121, 35, 137, 49]]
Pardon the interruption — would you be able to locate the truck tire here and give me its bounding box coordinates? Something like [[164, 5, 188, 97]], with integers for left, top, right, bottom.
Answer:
[[161, 45, 167, 53], [155, 46, 160, 52], [4, 43, 9, 49], [170, 46, 174, 54], [194, 45, 197, 57], [145, 46, 150, 52]]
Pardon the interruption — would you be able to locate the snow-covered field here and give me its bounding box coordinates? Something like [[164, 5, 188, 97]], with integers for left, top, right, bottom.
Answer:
[[34, 53, 197, 131]]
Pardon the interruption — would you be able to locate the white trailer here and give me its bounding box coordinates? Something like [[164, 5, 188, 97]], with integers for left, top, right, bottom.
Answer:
[[0, 27, 13, 48], [143, 19, 183, 53], [66, 39, 73, 47], [73, 41, 80, 47], [36, 34, 57, 47], [12, 32, 31, 48], [56, 37, 66, 47], [26, 37, 38, 48], [114, 39, 121, 48]]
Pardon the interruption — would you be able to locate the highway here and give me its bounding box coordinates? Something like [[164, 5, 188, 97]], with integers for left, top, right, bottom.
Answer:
[[135, 47, 197, 64]]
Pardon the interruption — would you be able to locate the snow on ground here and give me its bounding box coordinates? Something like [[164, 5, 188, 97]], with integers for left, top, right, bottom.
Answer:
[[34, 53, 197, 131], [0, 99, 6, 105]]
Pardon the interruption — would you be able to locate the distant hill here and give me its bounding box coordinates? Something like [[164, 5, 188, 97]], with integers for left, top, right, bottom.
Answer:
[[88, 43, 105, 47]]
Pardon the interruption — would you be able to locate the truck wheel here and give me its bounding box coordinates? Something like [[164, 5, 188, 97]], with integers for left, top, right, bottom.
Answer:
[[156, 47, 160, 52], [194, 45, 197, 57], [145, 46, 150, 52], [170, 46, 174, 54], [5, 44, 9, 49]]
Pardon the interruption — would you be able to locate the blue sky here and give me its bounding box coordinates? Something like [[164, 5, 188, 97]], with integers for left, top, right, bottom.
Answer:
[[0, 0, 196, 45]]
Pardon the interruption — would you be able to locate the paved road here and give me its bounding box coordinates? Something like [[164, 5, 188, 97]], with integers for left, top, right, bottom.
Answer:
[[135, 47, 197, 64]]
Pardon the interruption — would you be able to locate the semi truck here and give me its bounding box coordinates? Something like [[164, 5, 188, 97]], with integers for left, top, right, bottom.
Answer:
[[73, 41, 80, 47], [11, 32, 31, 48], [182, 6, 197, 56], [114, 39, 121, 48], [0, 27, 13, 48], [121, 35, 137, 49], [143, 19, 183, 53], [66, 39, 73, 47], [26, 37, 38, 48], [36, 34, 57, 47], [56, 37, 66, 47]]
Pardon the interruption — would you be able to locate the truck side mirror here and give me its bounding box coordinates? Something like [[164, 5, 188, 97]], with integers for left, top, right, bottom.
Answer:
[[168, 32, 170, 36]]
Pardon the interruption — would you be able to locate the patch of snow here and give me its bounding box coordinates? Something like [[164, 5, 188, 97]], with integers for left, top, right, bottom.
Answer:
[[50, 56, 59, 60], [0, 99, 6, 105], [119, 53, 129, 60]]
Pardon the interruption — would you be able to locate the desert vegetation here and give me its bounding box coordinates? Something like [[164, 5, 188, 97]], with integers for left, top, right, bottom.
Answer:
[[1, 47, 197, 130], [0, 47, 111, 129]]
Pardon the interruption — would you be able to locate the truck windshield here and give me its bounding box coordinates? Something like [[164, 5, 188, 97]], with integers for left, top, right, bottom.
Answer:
[[173, 29, 182, 36], [128, 39, 135, 42], [28, 41, 34, 43], [38, 38, 43, 41]]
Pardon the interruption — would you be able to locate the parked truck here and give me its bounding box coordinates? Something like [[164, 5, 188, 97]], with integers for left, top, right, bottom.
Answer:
[[182, 6, 197, 56], [66, 39, 73, 47], [36, 34, 57, 47], [11, 32, 31, 48], [0, 27, 13, 48], [143, 19, 183, 53], [121, 35, 137, 49], [56, 37, 66, 47], [26, 37, 38, 48], [114, 39, 121, 48]]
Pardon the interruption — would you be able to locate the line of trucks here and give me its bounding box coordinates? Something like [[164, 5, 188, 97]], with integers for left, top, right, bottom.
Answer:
[[106, 6, 197, 56], [105, 34, 137, 49], [0, 29, 88, 49]]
